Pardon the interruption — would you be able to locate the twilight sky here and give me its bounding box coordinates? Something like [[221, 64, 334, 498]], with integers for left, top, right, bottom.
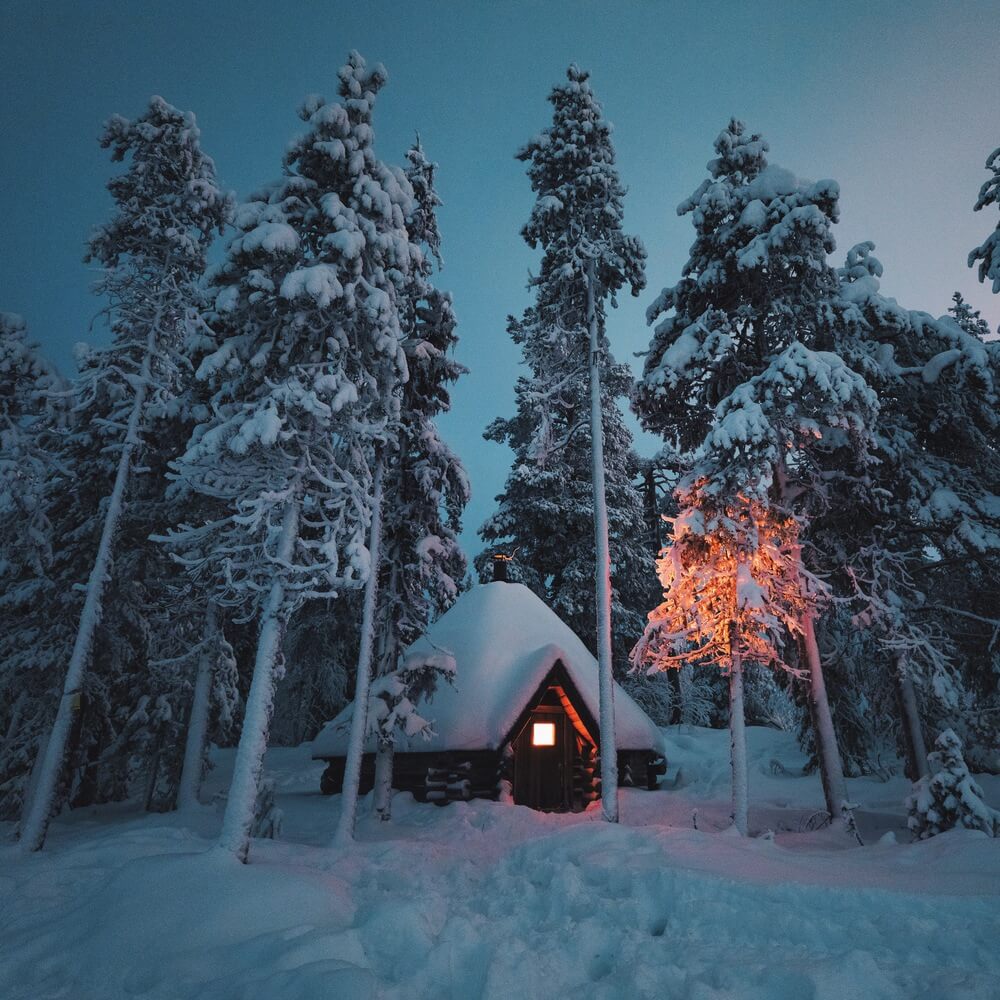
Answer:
[[2, 0, 998, 559]]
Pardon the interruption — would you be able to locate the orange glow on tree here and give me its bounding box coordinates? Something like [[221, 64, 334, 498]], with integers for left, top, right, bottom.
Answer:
[[632, 481, 814, 677]]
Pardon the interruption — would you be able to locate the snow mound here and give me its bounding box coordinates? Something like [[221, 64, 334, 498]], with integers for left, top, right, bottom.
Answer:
[[312, 582, 664, 756]]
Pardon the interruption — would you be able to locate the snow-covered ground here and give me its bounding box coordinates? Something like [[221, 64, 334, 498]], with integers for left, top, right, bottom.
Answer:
[[2, 726, 999, 1000]]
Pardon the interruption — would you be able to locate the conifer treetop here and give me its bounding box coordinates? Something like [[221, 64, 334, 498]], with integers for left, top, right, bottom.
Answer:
[[636, 120, 843, 449], [517, 63, 645, 306], [86, 96, 231, 271]]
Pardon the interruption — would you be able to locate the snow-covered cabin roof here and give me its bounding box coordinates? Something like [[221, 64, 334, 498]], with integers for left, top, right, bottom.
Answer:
[[312, 582, 664, 757]]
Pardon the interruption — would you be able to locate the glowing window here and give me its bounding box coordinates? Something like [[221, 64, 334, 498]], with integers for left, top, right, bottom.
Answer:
[[532, 722, 556, 746]]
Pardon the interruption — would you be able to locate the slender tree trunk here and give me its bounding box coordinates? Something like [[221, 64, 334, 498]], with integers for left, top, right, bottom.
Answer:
[[2, 691, 27, 760], [729, 654, 748, 836], [216, 499, 299, 863], [373, 740, 394, 822], [586, 258, 618, 824], [21, 713, 51, 823], [334, 453, 386, 845], [177, 603, 219, 811], [19, 333, 154, 853], [143, 727, 164, 812], [896, 653, 929, 781], [372, 612, 400, 823], [801, 611, 857, 837], [677, 665, 693, 727]]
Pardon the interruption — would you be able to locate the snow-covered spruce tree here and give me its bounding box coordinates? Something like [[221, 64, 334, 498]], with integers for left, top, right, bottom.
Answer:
[[634, 121, 875, 833], [0, 314, 64, 822], [166, 53, 414, 862], [368, 138, 469, 822], [970, 144, 1000, 293], [907, 729, 1000, 840], [834, 243, 1000, 777], [481, 66, 646, 823], [18, 99, 229, 852]]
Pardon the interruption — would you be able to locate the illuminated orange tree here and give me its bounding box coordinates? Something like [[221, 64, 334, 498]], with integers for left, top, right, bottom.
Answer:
[[632, 481, 814, 835]]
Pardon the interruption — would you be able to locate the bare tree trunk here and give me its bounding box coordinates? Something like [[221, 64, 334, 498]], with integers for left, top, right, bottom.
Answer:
[[729, 654, 748, 836], [2, 691, 27, 761], [143, 728, 164, 812], [334, 453, 386, 845], [19, 332, 154, 853], [373, 740, 394, 822], [177, 603, 219, 810], [216, 499, 300, 863], [801, 611, 859, 839], [372, 612, 400, 823], [896, 653, 929, 781], [586, 258, 618, 824]]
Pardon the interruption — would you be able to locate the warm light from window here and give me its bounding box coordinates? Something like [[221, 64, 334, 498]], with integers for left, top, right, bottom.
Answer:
[[532, 722, 555, 746]]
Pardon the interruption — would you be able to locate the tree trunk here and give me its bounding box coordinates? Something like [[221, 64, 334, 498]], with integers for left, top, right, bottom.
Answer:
[[143, 726, 164, 812], [177, 603, 218, 811], [801, 611, 857, 837], [2, 691, 27, 761], [372, 605, 400, 824], [216, 499, 300, 863], [729, 654, 748, 837], [334, 453, 386, 845], [586, 258, 619, 824], [373, 740, 394, 822], [19, 333, 154, 853], [896, 653, 929, 781]]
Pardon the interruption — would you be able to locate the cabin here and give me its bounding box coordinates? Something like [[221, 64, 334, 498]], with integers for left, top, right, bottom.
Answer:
[[312, 580, 666, 812]]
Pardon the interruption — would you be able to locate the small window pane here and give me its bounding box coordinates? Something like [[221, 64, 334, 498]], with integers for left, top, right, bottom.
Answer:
[[532, 722, 556, 746]]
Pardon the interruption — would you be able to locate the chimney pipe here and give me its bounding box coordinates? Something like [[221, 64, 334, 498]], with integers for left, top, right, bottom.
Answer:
[[493, 553, 509, 583]]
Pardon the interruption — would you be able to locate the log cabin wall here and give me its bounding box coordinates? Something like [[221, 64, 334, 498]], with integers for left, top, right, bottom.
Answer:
[[319, 746, 664, 806]]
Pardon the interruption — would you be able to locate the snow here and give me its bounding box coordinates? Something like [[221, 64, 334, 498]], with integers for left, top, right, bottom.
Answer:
[[658, 324, 702, 374], [279, 263, 345, 308], [922, 348, 963, 384], [312, 583, 664, 756], [231, 220, 299, 256], [3, 726, 999, 999]]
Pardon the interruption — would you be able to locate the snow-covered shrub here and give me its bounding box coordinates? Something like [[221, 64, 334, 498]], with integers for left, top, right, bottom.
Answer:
[[907, 729, 999, 840], [744, 666, 803, 733], [622, 671, 676, 727]]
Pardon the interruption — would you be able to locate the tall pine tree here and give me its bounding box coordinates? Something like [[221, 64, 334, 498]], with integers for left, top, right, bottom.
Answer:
[[833, 243, 1000, 777], [19, 98, 229, 851], [369, 138, 469, 823], [166, 53, 415, 862], [635, 121, 872, 833], [0, 314, 64, 821], [479, 66, 647, 822]]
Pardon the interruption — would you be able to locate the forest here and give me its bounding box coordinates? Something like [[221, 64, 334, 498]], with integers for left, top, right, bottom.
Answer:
[[2, 48, 998, 861]]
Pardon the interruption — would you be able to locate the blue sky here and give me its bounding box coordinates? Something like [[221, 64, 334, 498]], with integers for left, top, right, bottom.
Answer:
[[2, 0, 998, 559]]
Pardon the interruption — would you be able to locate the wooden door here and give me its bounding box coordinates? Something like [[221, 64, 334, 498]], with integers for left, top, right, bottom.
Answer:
[[513, 705, 572, 811]]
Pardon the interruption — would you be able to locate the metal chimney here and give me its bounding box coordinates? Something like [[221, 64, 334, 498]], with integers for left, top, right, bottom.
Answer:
[[493, 552, 509, 583]]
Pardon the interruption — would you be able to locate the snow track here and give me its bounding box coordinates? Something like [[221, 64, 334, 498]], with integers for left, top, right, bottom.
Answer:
[[2, 729, 998, 999]]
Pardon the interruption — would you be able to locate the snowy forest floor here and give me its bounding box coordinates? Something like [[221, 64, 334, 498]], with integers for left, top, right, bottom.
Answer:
[[2, 726, 999, 1000]]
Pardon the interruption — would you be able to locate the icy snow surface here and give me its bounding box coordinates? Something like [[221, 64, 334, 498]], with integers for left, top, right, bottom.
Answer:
[[313, 582, 664, 755], [2, 726, 999, 1000]]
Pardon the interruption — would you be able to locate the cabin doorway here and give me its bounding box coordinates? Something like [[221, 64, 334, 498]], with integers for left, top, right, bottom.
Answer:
[[513, 704, 571, 810]]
